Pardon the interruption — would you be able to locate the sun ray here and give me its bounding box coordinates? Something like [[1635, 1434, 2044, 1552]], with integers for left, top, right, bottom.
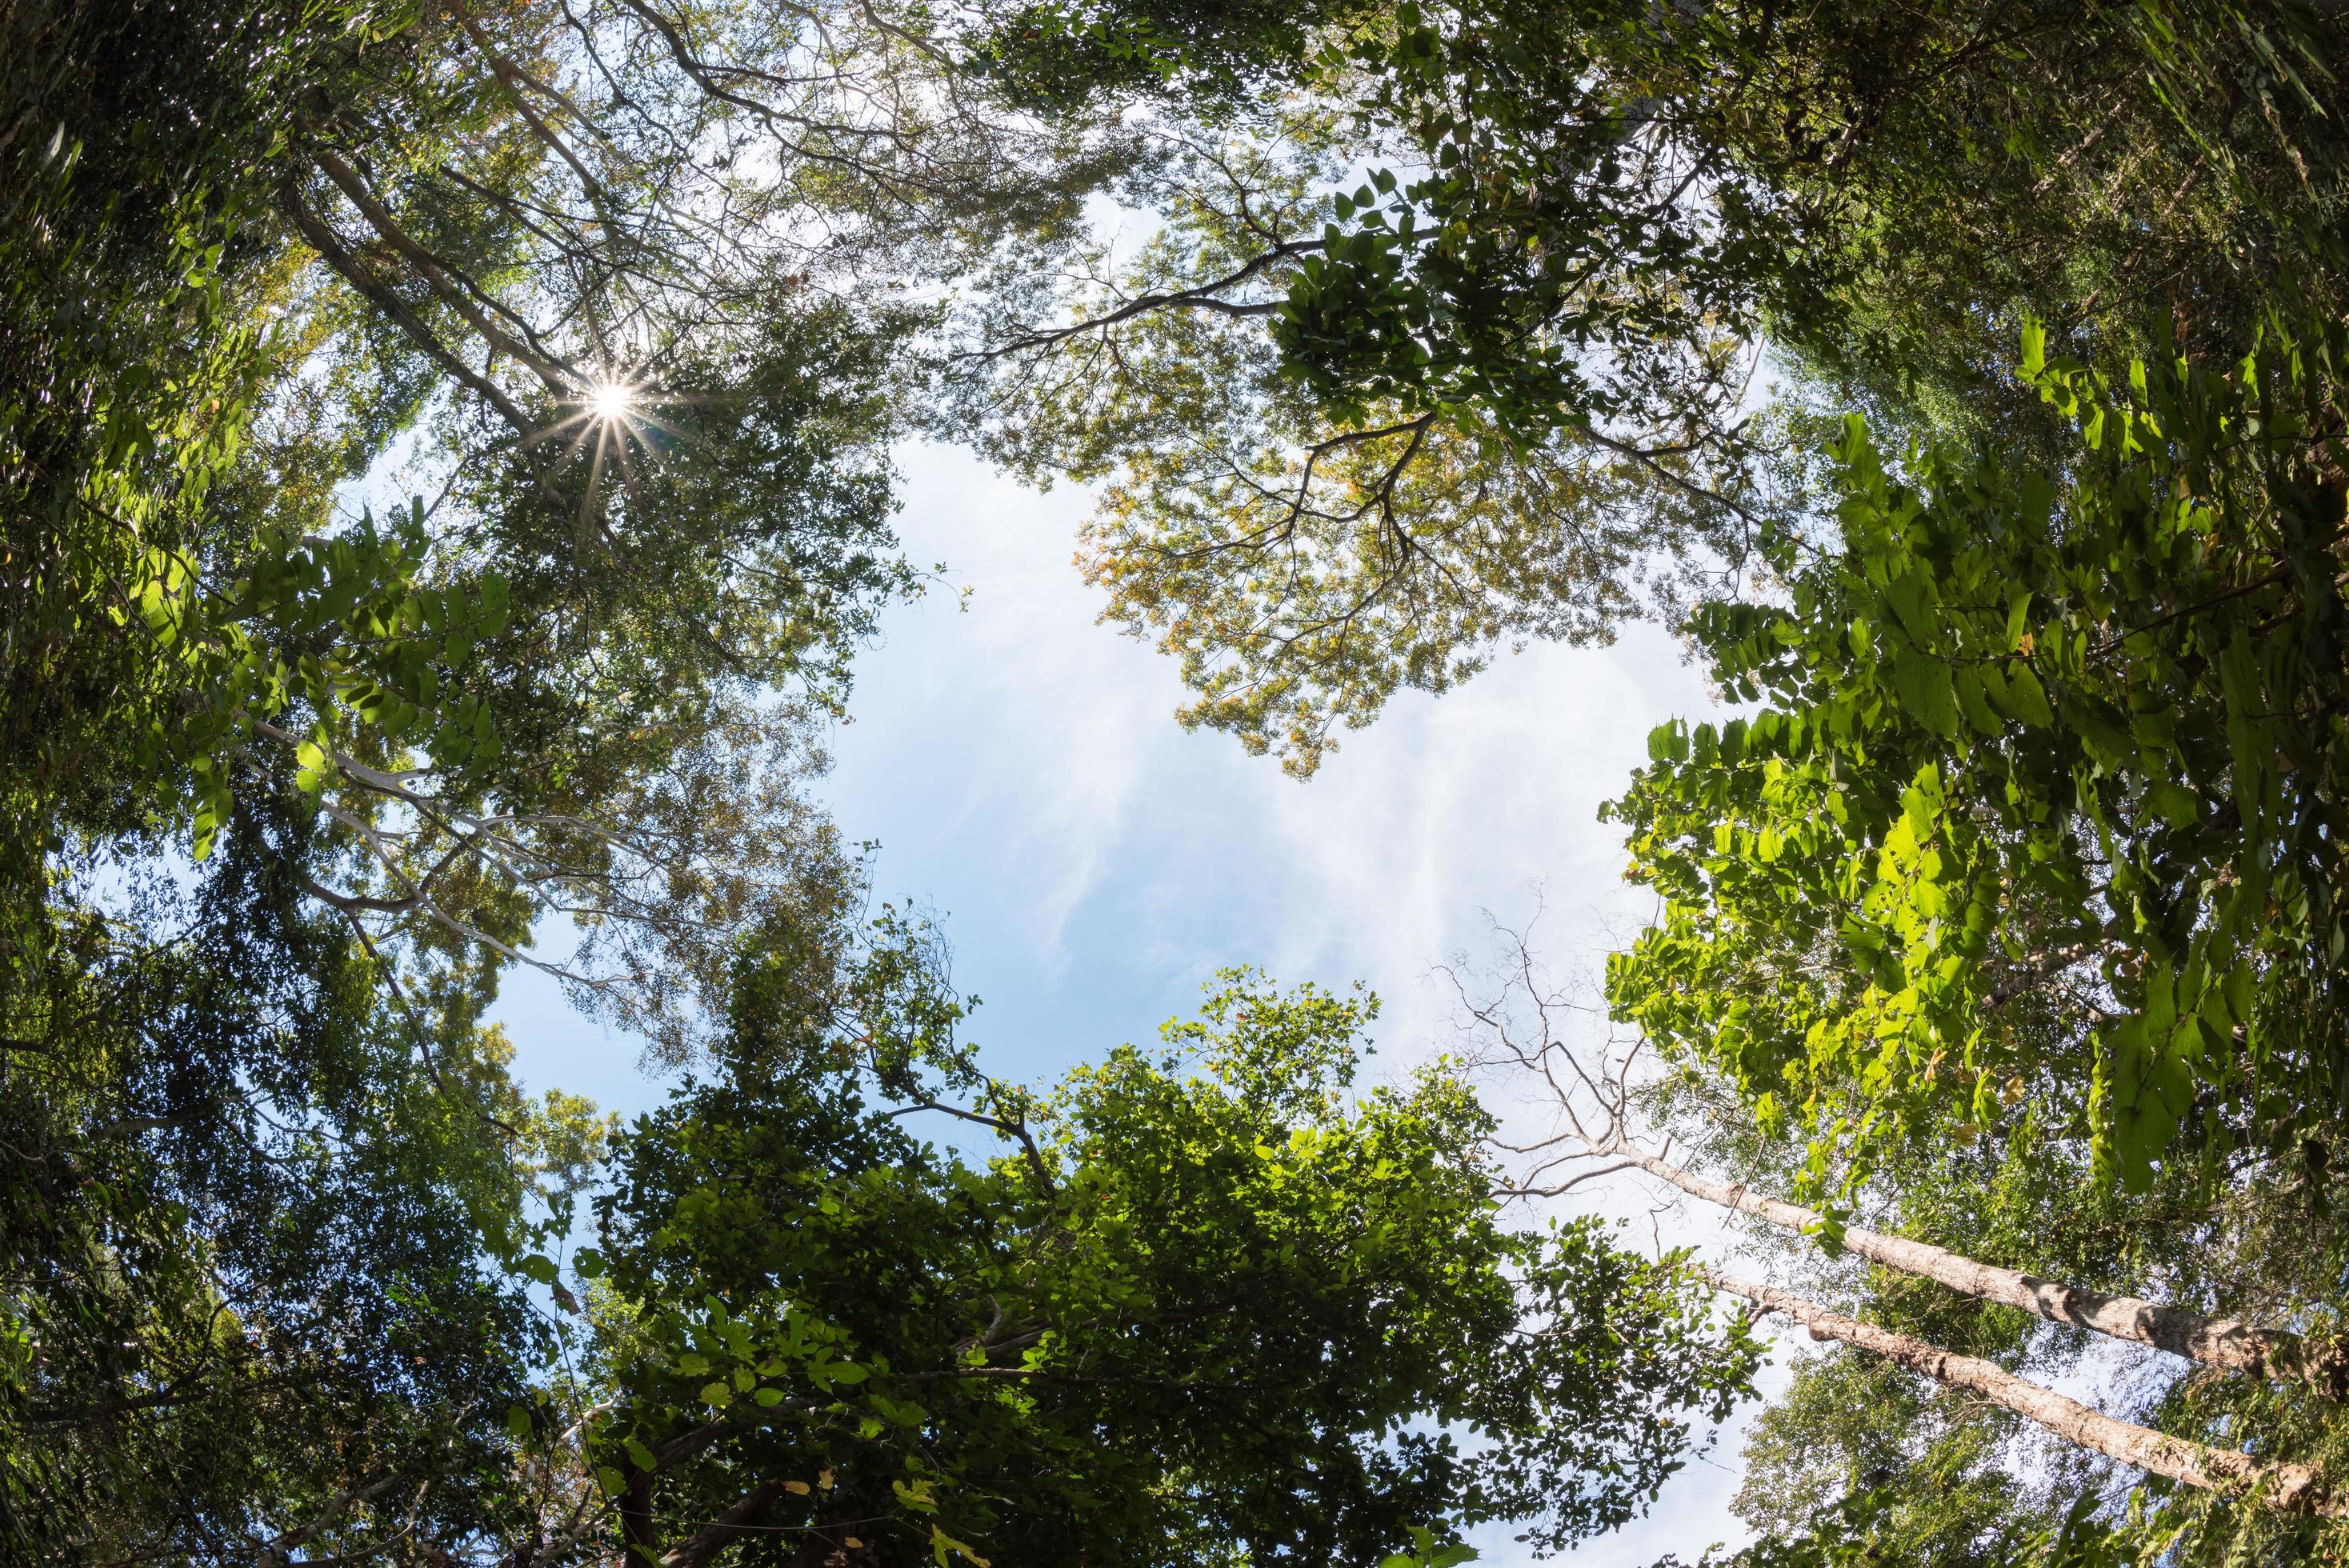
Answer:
[[610, 410, 642, 504], [521, 407, 595, 450], [550, 414, 602, 482], [580, 419, 614, 543], [619, 407, 690, 443]]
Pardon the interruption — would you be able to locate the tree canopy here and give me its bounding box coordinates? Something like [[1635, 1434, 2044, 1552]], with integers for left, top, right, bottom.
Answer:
[[12, 0, 2349, 1562], [1607, 318, 2349, 1197], [578, 946, 1754, 1566], [955, 0, 2349, 770]]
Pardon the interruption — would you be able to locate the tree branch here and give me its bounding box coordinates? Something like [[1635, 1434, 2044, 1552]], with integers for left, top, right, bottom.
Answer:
[[1704, 1267, 2341, 1514], [1616, 1140, 2343, 1396], [282, 185, 534, 434]]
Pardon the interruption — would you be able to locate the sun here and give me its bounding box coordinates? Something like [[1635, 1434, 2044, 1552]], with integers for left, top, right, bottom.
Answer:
[[590, 379, 636, 422], [526, 371, 682, 534]]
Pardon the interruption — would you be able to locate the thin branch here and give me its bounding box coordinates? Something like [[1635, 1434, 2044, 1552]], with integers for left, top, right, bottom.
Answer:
[[977, 238, 1325, 362]]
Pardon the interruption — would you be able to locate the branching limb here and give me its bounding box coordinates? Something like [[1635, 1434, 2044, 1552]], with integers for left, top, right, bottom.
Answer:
[[281, 185, 534, 434], [978, 238, 1324, 362]]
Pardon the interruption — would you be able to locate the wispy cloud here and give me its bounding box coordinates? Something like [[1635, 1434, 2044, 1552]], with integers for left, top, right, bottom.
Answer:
[[841, 443, 1718, 1081], [820, 445, 1773, 1563]]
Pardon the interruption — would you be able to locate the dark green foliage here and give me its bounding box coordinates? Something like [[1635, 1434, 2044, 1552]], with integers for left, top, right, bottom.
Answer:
[[958, 0, 2349, 770], [586, 943, 1760, 1566], [20, 0, 2349, 1561], [1269, 1, 1771, 452], [966, 0, 1350, 111], [0, 3, 553, 1554], [0, 0, 914, 1554], [0, 797, 562, 1559]]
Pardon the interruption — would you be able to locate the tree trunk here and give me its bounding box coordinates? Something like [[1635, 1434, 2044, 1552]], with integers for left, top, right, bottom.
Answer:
[[622, 1466, 659, 1562], [658, 1475, 796, 1568], [1702, 1267, 2340, 1516], [1620, 1143, 2342, 1397]]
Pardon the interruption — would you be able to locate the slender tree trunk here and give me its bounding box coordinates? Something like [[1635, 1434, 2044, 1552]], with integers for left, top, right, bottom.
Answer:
[[1703, 1267, 2341, 1516], [1619, 1143, 2343, 1396]]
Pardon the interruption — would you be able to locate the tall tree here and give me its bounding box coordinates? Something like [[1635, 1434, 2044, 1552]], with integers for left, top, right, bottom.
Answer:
[[1604, 320, 2349, 1197], [1464, 302, 2349, 1542], [569, 938, 1762, 1567], [1457, 910, 2349, 1559], [1705, 1269, 2337, 1516], [0, 0, 1000, 1551]]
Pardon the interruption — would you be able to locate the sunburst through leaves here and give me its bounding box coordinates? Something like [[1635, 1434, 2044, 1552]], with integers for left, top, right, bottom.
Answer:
[[529, 374, 686, 538]]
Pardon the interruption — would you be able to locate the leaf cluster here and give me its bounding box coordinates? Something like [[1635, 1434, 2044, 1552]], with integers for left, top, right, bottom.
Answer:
[[1607, 319, 2349, 1199]]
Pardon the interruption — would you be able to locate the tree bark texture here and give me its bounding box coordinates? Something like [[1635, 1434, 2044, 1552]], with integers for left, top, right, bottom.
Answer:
[[1703, 1267, 2340, 1516], [1623, 1144, 2343, 1396]]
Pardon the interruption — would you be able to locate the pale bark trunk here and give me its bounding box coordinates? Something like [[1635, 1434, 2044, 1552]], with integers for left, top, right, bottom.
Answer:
[[1703, 1268, 2340, 1516], [1623, 1144, 2342, 1397]]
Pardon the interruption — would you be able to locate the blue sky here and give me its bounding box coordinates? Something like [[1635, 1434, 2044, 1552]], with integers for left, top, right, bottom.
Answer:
[[494, 439, 1773, 1565]]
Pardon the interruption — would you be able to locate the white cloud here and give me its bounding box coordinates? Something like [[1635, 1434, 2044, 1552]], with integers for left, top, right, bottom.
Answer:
[[833, 444, 1716, 1078]]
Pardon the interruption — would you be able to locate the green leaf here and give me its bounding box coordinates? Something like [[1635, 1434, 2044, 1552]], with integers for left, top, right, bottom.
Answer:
[[931, 1525, 991, 1568], [2225, 962, 2255, 1025], [2147, 780, 2199, 828], [1953, 667, 2002, 737], [1990, 660, 2053, 727], [1890, 651, 1958, 738], [1883, 571, 1936, 646]]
